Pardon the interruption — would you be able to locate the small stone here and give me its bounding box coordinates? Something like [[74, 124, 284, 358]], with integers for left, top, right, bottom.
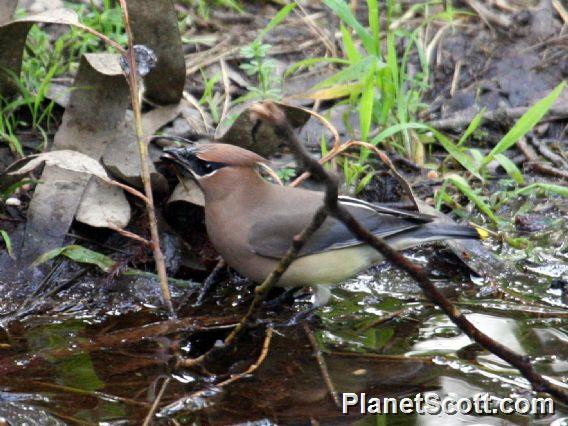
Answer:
[[427, 170, 439, 180], [550, 278, 567, 291], [5, 197, 21, 207], [513, 10, 531, 26], [120, 45, 157, 77]]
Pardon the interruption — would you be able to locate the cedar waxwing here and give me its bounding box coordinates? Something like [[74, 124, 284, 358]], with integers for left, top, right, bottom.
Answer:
[[162, 143, 482, 304]]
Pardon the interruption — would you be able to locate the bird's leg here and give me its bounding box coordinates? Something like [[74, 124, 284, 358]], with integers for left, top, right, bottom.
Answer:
[[280, 305, 320, 327], [193, 259, 228, 306], [311, 285, 332, 306], [262, 286, 305, 308]]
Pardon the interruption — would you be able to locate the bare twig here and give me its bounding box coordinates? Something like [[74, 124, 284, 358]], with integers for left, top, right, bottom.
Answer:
[[552, 0, 568, 25], [118, 0, 174, 316], [254, 101, 568, 405], [280, 102, 341, 148], [528, 138, 568, 168], [107, 224, 152, 246], [167, 328, 273, 410], [303, 323, 340, 408], [219, 59, 231, 125], [193, 258, 227, 307], [525, 162, 568, 181], [464, 0, 512, 29], [142, 377, 170, 426], [450, 60, 462, 97], [516, 137, 538, 161], [177, 205, 328, 368], [429, 105, 568, 131], [291, 140, 418, 210], [518, 138, 568, 181], [74, 23, 125, 53], [177, 101, 568, 404]]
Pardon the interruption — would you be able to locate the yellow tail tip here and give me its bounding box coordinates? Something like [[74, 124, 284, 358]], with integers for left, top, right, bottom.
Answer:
[[473, 226, 490, 240]]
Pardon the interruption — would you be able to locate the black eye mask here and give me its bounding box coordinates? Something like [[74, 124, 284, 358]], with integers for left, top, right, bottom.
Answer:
[[190, 157, 227, 176], [161, 147, 227, 177]]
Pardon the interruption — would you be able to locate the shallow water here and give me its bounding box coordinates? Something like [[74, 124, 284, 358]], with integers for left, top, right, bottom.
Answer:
[[0, 237, 567, 424]]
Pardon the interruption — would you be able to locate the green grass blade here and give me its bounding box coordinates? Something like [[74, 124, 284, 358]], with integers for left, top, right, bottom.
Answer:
[[435, 131, 482, 180], [386, 31, 398, 91], [447, 176, 499, 223], [481, 82, 566, 168], [0, 230, 13, 259], [315, 56, 375, 88], [494, 153, 524, 184], [457, 108, 484, 147], [340, 24, 362, 62], [434, 179, 450, 210], [515, 183, 568, 198], [370, 121, 431, 145], [33, 245, 115, 272], [258, 3, 297, 40], [322, 0, 375, 54], [368, 0, 380, 55], [359, 65, 376, 141], [371, 122, 482, 179]]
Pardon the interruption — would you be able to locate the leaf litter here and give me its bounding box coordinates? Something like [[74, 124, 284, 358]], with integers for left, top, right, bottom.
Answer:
[[0, 0, 567, 424]]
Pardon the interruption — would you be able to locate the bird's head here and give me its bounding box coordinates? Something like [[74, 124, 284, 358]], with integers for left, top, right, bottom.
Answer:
[[161, 143, 268, 181]]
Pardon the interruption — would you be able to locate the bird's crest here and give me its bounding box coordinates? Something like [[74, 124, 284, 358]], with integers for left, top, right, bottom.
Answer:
[[194, 143, 268, 167]]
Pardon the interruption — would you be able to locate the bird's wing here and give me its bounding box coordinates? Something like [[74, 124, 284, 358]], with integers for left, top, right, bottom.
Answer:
[[248, 199, 429, 259]]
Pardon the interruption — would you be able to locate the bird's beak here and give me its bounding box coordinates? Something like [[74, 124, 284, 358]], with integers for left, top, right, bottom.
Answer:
[[160, 147, 201, 181]]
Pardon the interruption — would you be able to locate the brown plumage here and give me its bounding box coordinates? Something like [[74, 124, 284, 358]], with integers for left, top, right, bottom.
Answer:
[[162, 143, 482, 305], [193, 143, 267, 167]]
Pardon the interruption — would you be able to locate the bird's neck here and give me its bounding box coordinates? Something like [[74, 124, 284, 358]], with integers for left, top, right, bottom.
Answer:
[[199, 166, 268, 203]]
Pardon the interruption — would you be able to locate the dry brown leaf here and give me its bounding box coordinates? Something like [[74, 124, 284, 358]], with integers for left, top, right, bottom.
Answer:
[[0, 8, 82, 96], [125, 0, 185, 104], [216, 102, 311, 157], [8, 150, 109, 179], [168, 176, 205, 207], [102, 102, 186, 193], [76, 180, 131, 228], [18, 54, 130, 265], [0, 0, 17, 25]]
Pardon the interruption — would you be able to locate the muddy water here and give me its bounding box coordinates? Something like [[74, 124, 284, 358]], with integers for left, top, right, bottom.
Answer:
[[0, 242, 567, 425]]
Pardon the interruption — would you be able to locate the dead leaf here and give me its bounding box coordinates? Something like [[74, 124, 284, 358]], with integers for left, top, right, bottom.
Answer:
[[168, 176, 205, 207], [18, 54, 130, 266], [126, 0, 185, 104], [76, 180, 131, 228], [102, 102, 186, 193], [0, 0, 17, 25], [216, 102, 311, 157], [8, 150, 109, 179], [0, 8, 81, 97]]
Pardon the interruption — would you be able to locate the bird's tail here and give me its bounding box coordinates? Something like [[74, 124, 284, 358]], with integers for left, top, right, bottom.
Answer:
[[386, 222, 486, 251], [414, 222, 485, 240]]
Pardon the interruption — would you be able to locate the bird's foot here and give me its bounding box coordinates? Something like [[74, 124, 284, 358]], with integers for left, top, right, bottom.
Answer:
[[262, 287, 306, 309], [280, 306, 319, 328], [192, 261, 228, 307]]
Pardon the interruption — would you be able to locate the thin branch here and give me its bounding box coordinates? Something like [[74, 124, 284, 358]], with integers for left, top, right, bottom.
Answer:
[[303, 323, 340, 408], [254, 101, 568, 405], [118, 0, 174, 316], [428, 105, 568, 131], [142, 377, 170, 426], [177, 206, 328, 368], [176, 101, 568, 404], [107, 224, 152, 246], [167, 328, 273, 411]]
